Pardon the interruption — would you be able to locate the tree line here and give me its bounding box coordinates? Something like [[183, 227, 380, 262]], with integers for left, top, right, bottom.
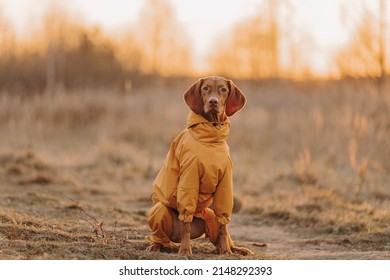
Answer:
[[0, 0, 388, 93]]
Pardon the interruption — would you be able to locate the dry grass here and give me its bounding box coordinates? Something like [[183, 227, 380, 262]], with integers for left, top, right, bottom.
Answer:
[[0, 78, 389, 259]]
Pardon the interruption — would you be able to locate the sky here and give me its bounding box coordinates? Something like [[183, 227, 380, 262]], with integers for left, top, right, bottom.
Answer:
[[0, 0, 386, 74]]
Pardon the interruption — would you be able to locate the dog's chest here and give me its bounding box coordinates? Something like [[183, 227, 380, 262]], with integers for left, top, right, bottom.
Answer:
[[178, 131, 231, 192]]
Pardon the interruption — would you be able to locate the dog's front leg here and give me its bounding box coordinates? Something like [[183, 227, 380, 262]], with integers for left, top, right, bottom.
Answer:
[[178, 222, 192, 255], [218, 224, 232, 254]]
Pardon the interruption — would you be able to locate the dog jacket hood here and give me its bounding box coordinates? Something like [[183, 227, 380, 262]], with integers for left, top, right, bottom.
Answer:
[[152, 111, 234, 225], [186, 111, 230, 143]]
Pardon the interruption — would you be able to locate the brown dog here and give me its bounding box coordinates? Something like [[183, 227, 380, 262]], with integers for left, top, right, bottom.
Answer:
[[146, 76, 252, 255]]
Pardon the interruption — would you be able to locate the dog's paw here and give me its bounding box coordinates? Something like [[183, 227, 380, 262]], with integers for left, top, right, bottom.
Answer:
[[178, 244, 192, 255], [218, 241, 233, 255], [231, 246, 254, 256], [219, 247, 233, 255], [146, 243, 162, 252]]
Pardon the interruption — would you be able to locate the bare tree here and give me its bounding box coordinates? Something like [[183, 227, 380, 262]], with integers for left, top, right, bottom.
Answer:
[[206, 0, 318, 80], [336, 0, 388, 84], [42, 5, 75, 94], [378, 0, 386, 85], [113, 29, 143, 72], [0, 10, 15, 55], [0, 9, 16, 89], [135, 0, 192, 76], [207, 3, 281, 80]]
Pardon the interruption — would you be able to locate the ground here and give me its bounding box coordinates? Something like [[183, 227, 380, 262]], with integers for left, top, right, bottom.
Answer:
[[0, 79, 389, 259]]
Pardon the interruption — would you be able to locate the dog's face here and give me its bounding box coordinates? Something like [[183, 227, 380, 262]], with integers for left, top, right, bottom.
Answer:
[[200, 77, 230, 115], [184, 76, 246, 118]]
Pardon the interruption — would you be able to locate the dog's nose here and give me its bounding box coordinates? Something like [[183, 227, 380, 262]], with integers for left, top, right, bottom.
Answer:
[[208, 97, 219, 106]]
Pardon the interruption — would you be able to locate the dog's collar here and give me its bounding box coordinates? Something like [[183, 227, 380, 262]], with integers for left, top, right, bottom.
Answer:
[[186, 111, 230, 129]]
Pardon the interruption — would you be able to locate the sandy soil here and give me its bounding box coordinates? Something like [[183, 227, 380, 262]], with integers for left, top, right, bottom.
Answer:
[[229, 220, 390, 260]]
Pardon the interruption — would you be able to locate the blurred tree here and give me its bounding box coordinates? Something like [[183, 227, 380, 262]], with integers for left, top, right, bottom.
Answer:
[[0, 0, 271, 91], [207, 0, 280, 79], [135, 0, 193, 76], [41, 5, 82, 92], [378, 0, 386, 85], [0, 10, 17, 90], [0, 10, 15, 55], [114, 29, 143, 73], [37, 6, 123, 90], [0, 5, 126, 92], [62, 28, 123, 88], [336, 0, 388, 82], [278, 0, 316, 79]]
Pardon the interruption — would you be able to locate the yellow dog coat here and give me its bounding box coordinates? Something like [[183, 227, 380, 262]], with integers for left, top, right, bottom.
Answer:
[[148, 111, 234, 245]]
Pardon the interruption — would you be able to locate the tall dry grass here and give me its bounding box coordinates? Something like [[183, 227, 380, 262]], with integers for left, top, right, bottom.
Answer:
[[1, 79, 389, 184], [1, 78, 389, 239]]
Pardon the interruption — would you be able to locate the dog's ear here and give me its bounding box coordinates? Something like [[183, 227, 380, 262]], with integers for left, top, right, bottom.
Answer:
[[184, 78, 204, 114], [226, 80, 246, 117]]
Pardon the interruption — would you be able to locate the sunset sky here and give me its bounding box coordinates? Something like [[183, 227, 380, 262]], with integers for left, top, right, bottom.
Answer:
[[0, 0, 387, 74]]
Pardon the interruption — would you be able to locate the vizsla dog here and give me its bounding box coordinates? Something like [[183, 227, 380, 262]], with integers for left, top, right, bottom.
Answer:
[[146, 76, 252, 255]]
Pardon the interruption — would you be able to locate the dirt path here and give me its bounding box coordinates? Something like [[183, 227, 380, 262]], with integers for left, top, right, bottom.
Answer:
[[229, 216, 390, 259]]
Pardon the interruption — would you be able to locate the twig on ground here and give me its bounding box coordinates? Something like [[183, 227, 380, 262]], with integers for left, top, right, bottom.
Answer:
[[66, 196, 105, 238]]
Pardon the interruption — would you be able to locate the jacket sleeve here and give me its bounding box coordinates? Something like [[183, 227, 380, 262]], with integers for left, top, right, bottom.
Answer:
[[213, 158, 233, 225], [177, 154, 200, 223], [152, 139, 180, 207]]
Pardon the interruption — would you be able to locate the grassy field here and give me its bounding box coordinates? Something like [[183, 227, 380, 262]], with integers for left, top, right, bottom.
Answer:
[[0, 78, 389, 259]]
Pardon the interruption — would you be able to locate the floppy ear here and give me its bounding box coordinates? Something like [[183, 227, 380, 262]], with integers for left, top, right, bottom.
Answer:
[[183, 78, 204, 114], [226, 80, 246, 117]]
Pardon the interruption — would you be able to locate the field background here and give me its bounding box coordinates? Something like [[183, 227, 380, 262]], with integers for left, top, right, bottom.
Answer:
[[1, 78, 389, 260], [1, 0, 390, 259]]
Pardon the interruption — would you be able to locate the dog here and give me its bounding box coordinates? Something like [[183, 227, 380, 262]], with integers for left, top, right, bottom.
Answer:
[[146, 76, 252, 255]]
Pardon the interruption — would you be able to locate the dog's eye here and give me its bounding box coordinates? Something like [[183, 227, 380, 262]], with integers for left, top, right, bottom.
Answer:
[[202, 86, 209, 91], [221, 88, 228, 93]]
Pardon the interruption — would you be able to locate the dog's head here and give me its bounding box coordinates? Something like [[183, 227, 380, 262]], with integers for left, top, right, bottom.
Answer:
[[184, 76, 246, 118]]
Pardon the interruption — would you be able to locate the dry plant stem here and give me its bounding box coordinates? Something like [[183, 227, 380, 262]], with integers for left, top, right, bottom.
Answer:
[[146, 243, 162, 252], [66, 196, 105, 238], [113, 214, 117, 234], [348, 139, 369, 193], [292, 149, 317, 185]]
